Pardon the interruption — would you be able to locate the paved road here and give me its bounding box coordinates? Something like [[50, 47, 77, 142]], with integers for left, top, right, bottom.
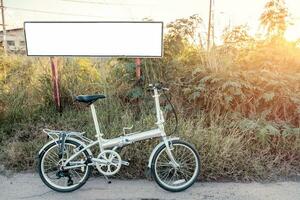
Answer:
[[0, 173, 299, 200]]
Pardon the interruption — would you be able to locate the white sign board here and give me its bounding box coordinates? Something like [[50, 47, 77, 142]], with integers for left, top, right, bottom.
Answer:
[[24, 22, 163, 57]]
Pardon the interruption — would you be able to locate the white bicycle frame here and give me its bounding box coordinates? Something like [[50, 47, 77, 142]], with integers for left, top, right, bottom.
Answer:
[[39, 87, 179, 170]]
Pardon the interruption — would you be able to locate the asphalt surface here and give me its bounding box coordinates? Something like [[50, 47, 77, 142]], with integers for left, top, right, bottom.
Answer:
[[0, 173, 299, 200]]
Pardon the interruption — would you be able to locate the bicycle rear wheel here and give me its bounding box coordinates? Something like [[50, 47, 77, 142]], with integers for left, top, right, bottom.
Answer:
[[38, 140, 92, 192], [151, 140, 200, 192]]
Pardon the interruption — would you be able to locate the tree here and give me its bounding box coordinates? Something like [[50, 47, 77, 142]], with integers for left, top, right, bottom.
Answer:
[[222, 25, 253, 49], [164, 14, 203, 57], [260, 0, 290, 38]]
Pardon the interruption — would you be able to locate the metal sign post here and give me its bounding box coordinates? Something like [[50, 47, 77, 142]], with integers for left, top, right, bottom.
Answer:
[[50, 57, 62, 112], [135, 58, 141, 80]]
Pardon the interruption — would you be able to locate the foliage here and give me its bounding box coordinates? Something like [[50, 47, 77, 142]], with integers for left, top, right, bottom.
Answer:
[[260, 0, 290, 38], [183, 67, 300, 126], [0, 9, 300, 181], [222, 25, 253, 48]]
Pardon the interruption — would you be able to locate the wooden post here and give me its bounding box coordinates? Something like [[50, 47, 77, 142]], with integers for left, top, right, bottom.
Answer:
[[50, 57, 62, 112], [135, 58, 141, 80]]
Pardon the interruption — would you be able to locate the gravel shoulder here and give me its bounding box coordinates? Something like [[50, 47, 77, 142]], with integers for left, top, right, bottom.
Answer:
[[0, 173, 299, 200]]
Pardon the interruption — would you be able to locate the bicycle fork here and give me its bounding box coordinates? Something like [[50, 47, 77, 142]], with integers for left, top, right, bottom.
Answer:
[[159, 123, 180, 168], [153, 87, 180, 169]]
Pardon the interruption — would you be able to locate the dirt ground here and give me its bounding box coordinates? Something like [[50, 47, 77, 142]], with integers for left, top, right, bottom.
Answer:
[[0, 173, 299, 200]]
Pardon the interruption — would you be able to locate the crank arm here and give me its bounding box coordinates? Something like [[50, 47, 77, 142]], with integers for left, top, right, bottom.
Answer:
[[91, 158, 109, 165], [121, 160, 129, 166]]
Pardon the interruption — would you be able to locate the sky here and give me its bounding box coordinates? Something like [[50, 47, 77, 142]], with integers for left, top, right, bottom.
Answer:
[[3, 0, 300, 42]]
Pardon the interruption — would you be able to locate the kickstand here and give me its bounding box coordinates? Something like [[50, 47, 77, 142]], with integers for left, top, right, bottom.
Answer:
[[103, 175, 111, 184]]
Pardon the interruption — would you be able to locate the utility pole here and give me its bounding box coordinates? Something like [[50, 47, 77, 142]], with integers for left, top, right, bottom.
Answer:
[[207, 0, 214, 51], [211, 0, 215, 47], [0, 0, 7, 54]]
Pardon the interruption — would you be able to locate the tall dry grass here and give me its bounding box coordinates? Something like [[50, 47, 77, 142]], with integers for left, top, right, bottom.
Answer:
[[0, 14, 300, 180], [0, 52, 299, 180]]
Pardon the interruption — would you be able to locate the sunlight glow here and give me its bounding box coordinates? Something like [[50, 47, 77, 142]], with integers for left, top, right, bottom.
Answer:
[[285, 25, 300, 41]]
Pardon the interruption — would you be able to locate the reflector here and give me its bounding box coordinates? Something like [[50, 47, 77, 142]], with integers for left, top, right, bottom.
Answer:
[[24, 21, 163, 57]]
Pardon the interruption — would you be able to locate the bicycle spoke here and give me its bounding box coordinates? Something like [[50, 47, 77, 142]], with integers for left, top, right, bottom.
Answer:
[[161, 168, 173, 181], [156, 162, 172, 167], [167, 170, 177, 185], [69, 169, 83, 181], [45, 153, 58, 164]]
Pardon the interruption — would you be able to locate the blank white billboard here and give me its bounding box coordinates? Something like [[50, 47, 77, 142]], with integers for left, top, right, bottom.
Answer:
[[24, 22, 163, 57]]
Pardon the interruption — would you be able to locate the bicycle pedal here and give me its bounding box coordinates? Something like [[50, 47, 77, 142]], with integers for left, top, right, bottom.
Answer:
[[121, 160, 129, 166]]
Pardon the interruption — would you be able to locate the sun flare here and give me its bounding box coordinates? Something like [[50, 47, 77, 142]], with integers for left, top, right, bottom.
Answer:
[[285, 25, 300, 41]]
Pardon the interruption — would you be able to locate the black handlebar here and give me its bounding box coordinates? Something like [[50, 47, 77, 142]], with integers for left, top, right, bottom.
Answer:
[[147, 83, 169, 92]]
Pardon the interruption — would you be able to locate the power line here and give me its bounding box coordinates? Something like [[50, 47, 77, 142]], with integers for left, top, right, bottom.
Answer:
[[61, 0, 153, 6], [6, 6, 106, 18], [64, 0, 138, 20]]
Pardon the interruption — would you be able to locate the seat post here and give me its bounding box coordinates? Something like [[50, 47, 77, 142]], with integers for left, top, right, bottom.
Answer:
[[90, 103, 103, 139]]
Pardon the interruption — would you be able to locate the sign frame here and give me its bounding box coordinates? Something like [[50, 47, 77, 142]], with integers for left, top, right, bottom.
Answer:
[[24, 21, 164, 58]]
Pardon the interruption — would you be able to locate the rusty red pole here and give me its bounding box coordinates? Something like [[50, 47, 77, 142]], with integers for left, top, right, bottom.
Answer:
[[50, 57, 62, 112], [135, 58, 141, 80]]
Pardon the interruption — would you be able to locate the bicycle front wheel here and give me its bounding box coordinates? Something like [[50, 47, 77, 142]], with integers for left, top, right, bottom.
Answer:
[[151, 140, 200, 192]]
